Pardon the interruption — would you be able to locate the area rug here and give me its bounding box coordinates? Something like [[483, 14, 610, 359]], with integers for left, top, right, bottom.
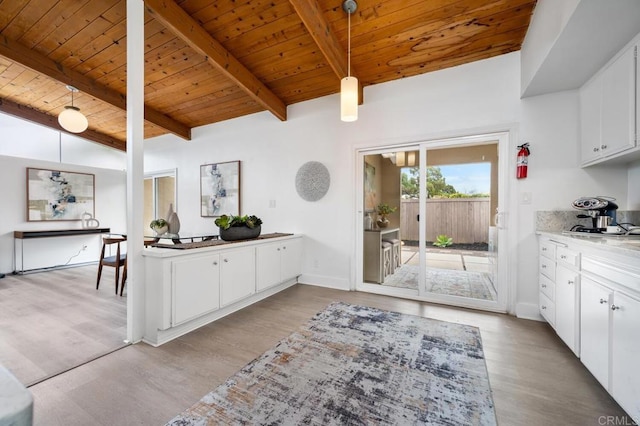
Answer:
[[383, 266, 497, 301], [166, 302, 496, 425]]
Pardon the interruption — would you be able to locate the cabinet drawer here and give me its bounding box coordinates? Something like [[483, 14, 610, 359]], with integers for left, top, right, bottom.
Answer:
[[540, 256, 556, 281], [557, 247, 580, 269], [539, 240, 556, 260], [540, 274, 555, 301], [540, 292, 556, 327]]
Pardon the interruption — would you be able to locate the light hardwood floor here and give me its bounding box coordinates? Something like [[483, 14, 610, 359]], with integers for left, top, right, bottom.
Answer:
[[0, 265, 127, 386], [25, 282, 632, 425]]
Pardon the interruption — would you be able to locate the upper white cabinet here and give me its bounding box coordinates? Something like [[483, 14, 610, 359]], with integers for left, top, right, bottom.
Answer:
[[579, 44, 637, 166]]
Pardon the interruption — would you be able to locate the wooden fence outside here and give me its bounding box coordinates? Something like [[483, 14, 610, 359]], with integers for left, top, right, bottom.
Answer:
[[400, 198, 491, 243]]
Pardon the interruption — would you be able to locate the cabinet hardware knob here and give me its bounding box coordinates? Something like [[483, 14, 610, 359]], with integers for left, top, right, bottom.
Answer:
[[283, 246, 286, 249], [568, 280, 574, 285], [560, 255, 566, 259], [541, 306, 547, 310], [277, 248, 280, 251], [611, 305, 620, 311], [594, 147, 599, 152], [213, 261, 218, 266], [542, 265, 546, 269], [601, 144, 608, 149], [599, 298, 608, 304], [542, 247, 547, 251], [224, 259, 228, 263], [541, 284, 547, 288]]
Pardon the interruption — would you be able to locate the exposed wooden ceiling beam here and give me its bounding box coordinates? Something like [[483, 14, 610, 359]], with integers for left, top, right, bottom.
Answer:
[[0, 98, 126, 151], [0, 35, 191, 141], [144, 0, 287, 122], [289, 0, 363, 104]]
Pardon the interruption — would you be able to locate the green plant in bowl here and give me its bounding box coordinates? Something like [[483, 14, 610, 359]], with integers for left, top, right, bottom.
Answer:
[[215, 214, 263, 241]]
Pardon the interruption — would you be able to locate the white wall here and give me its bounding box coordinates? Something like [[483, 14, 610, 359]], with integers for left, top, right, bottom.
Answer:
[[0, 113, 127, 170], [145, 51, 633, 314], [2, 51, 634, 313], [515, 90, 629, 317], [0, 155, 127, 273]]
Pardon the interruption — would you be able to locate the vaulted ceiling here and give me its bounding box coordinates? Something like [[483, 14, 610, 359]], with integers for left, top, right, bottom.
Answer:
[[0, 0, 536, 151]]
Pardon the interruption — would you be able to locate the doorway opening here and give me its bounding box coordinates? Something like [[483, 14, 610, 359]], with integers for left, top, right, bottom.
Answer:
[[358, 132, 508, 312]]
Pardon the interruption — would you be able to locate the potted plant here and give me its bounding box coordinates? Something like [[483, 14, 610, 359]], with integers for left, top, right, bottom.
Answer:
[[376, 203, 397, 228], [215, 214, 263, 241], [150, 218, 169, 236]]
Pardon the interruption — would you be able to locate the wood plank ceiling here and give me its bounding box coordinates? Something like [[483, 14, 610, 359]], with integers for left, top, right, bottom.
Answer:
[[0, 0, 536, 151]]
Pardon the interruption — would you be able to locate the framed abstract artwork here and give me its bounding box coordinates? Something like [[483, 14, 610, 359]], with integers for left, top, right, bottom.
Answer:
[[27, 168, 95, 221], [200, 161, 241, 217]]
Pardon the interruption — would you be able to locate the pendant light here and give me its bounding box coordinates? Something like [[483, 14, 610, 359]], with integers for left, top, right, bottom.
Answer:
[[341, 0, 358, 122], [58, 85, 88, 133]]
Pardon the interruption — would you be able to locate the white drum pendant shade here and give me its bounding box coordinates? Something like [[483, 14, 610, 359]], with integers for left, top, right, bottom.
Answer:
[[58, 106, 88, 133], [341, 76, 358, 122]]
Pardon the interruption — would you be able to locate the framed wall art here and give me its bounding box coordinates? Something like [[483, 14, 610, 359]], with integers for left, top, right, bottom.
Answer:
[[27, 168, 95, 221], [200, 161, 241, 217]]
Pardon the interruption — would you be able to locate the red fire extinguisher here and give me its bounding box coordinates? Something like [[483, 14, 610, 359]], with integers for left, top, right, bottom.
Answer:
[[516, 143, 530, 179]]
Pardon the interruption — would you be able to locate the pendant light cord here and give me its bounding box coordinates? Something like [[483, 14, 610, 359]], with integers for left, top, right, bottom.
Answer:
[[347, 11, 351, 77]]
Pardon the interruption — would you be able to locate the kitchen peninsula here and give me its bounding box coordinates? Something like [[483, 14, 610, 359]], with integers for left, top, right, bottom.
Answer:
[[143, 233, 302, 346]]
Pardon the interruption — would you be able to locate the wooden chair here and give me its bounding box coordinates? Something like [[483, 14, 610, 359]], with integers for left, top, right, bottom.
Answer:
[[120, 239, 155, 296], [96, 237, 127, 294]]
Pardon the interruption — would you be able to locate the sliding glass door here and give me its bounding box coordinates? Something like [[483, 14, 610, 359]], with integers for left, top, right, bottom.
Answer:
[[358, 132, 509, 313]]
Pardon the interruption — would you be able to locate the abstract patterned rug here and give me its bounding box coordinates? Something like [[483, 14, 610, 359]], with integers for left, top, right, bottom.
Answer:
[[383, 266, 497, 301], [167, 302, 496, 425]]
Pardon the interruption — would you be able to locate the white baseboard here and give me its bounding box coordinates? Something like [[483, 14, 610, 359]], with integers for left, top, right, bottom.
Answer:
[[515, 302, 545, 321], [299, 274, 350, 291]]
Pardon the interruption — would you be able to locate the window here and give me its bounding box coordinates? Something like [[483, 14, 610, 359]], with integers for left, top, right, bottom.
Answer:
[[144, 170, 176, 229]]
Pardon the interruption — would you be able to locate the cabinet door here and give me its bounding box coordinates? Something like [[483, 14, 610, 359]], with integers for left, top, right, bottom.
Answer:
[[220, 247, 256, 306], [280, 238, 302, 282], [256, 243, 281, 291], [580, 75, 602, 164], [611, 291, 640, 420], [580, 277, 611, 389], [601, 46, 636, 158], [555, 265, 580, 355], [172, 254, 220, 326]]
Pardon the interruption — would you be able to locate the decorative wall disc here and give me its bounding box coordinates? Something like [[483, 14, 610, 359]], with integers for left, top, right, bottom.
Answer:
[[295, 161, 330, 201]]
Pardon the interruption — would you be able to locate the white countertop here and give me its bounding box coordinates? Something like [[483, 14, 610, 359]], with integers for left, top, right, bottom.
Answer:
[[537, 231, 640, 259]]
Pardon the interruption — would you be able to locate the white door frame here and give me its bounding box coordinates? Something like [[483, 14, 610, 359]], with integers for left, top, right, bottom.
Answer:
[[354, 127, 515, 313]]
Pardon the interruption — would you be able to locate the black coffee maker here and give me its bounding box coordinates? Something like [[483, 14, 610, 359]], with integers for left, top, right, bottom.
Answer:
[[572, 196, 619, 230]]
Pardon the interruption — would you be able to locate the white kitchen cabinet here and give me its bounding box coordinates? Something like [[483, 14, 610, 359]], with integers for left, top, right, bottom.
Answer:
[[220, 247, 256, 307], [256, 238, 302, 292], [555, 264, 580, 355], [144, 234, 302, 346], [580, 74, 603, 164], [579, 44, 637, 166], [172, 253, 221, 326], [611, 291, 640, 420], [580, 277, 612, 388]]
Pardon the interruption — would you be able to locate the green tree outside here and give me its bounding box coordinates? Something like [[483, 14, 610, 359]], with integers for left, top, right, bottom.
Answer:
[[401, 166, 489, 198]]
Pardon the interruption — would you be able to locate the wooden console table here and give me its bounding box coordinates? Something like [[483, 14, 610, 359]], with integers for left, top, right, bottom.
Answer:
[[13, 228, 110, 274]]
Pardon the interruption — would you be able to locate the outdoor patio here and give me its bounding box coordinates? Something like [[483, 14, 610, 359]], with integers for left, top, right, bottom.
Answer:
[[382, 245, 497, 301]]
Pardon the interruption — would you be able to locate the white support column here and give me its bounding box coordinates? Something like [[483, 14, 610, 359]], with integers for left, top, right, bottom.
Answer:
[[126, 0, 145, 342]]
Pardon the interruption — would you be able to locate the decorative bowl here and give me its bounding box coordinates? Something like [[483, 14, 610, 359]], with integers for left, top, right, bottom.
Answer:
[[219, 225, 261, 241]]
